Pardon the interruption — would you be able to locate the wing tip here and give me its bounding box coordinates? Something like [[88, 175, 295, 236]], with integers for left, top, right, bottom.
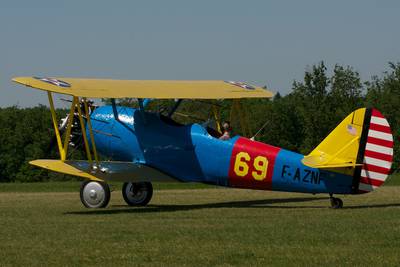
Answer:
[[260, 86, 275, 98], [12, 76, 31, 86], [267, 91, 275, 98]]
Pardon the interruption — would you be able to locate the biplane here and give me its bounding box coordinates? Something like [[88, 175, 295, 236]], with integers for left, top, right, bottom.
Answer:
[[12, 77, 394, 209]]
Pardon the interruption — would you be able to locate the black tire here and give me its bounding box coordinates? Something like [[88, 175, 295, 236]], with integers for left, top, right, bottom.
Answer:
[[122, 182, 153, 206], [330, 197, 343, 209], [80, 180, 111, 208]]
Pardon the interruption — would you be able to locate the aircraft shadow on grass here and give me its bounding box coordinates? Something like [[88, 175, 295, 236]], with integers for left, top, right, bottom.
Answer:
[[64, 197, 323, 215], [64, 197, 400, 215]]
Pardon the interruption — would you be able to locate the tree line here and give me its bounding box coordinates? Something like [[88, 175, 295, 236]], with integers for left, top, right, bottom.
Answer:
[[0, 62, 398, 182]]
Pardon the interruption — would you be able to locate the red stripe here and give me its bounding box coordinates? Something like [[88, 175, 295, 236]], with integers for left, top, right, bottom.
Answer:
[[360, 177, 384, 187], [367, 136, 394, 148], [372, 109, 384, 118], [369, 123, 392, 134], [364, 150, 393, 162], [362, 164, 391, 174]]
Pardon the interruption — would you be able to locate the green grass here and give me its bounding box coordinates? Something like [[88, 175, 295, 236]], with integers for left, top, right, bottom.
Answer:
[[383, 172, 400, 186], [0, 183, 400, 266]]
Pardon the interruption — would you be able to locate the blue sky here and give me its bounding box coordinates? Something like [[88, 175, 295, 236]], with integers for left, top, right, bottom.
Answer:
[[1, 0, 399, 107]]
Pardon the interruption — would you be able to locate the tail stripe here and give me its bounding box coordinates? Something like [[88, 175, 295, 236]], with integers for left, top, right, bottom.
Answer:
[[360, 177, 384, 186], [358, 109, 393, 193], [361, 170, 389, 181], [371, 116, 390, 127], [365, 143, 393, 156], [363, 164, 391, 174], [369, 123, 392, 134], [364, 157, 392, 169], [368, 130, 393, 142], [371, 109, 385, 118], [367, 136, 394, 148], [364, 150, 393, 162]]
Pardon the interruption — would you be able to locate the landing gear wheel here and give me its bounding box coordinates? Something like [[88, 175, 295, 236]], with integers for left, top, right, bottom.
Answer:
[[122, 182, 153, 206], [330, 197, 343, 209], [80, 181, 111, 208]]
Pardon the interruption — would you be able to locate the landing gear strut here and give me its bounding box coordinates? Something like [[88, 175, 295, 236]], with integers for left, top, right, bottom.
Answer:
[[329, 194, 343, 209]]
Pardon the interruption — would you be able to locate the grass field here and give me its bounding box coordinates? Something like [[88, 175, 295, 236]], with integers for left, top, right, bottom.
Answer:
[[0, 175, 399, 266]]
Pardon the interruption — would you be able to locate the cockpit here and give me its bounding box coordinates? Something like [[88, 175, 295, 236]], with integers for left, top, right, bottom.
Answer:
[[155, 99, 227, 139]]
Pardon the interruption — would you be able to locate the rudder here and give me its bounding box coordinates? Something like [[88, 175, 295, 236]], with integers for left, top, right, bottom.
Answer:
[[354, 109, 394, 193]]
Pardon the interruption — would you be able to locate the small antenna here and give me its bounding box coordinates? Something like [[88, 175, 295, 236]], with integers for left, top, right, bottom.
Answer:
[[250, 120, 270, 141]]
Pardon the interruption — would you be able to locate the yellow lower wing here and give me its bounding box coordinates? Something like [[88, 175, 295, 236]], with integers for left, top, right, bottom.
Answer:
[[30, 159, 176, 182]]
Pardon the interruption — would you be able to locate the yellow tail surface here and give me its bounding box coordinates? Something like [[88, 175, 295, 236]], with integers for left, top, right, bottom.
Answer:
[[302, 108, 367, 169], [302, 108, 394, 194]]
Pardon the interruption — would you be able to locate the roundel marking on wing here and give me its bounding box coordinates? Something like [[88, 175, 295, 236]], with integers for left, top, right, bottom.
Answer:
[[34, 77, 71, 88], [224, 81, 255, 90]]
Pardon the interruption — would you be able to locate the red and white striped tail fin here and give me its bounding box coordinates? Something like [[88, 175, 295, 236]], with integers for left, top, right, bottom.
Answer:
[[357, 109, 394, 193]]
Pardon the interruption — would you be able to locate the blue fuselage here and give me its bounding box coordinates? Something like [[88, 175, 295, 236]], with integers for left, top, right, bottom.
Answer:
[[88, 106, 354, 194]]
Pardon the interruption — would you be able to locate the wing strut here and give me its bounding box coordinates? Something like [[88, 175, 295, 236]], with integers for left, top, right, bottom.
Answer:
[[230, 100, 252, 137], [83, 97, 99, 164], [47, 92, 63, 158], [47, 92, 99, 165], [212, 104, 222, 134], [75, 97, 93, 163], [48, 92, 77, 161]]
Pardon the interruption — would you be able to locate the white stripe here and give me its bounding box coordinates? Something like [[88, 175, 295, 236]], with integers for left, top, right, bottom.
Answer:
[[371, 116, 390, 127], [364, 156, 392, 169], [361, 169, 388, 181], [359, 183, 378, 191], [365, 143, 393, 155], [368, 130, 393, 142]]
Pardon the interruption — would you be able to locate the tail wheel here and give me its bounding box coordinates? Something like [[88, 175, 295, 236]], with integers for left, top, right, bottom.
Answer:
[[80, 181, 111, 208], [122, 182, 153, 206], [330, 197, 343, 209]]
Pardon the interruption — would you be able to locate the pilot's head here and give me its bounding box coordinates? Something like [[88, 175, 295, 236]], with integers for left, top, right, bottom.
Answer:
[[222, 121, 231, 132]]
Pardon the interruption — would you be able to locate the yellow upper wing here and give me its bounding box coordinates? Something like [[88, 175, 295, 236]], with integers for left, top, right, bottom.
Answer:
[[12, 77, 274, 99]]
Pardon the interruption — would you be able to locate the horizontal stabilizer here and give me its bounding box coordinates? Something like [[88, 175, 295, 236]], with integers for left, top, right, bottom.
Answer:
[[302, 155, 363, 169]]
